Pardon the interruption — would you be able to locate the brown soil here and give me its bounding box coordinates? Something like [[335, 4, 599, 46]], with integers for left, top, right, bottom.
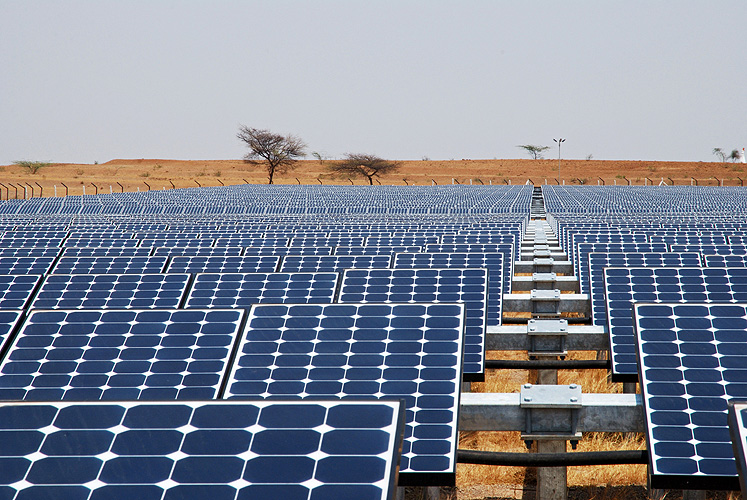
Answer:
[[1, 158, 745, 197]]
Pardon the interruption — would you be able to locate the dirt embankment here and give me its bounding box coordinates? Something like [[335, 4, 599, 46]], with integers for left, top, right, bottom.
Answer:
[[0, 158, 744, 197]]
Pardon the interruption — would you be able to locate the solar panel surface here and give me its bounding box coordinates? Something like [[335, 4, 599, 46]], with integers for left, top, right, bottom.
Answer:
[[224, 302, 465, 485], [0, 399, 405, 500], [0, 309, 245, 401], [634, 303, 747, 490], [728, 402, 747, 497]]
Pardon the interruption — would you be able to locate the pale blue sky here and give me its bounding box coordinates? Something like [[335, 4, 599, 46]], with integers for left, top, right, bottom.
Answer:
[[1, 1, 745, 166]]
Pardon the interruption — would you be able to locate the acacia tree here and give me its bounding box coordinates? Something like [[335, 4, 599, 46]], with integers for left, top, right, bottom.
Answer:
[[327, 154, 401, 185], [517, 144, 550, 160], [713, 148, 728, 162], [237, 126, 306, 184]]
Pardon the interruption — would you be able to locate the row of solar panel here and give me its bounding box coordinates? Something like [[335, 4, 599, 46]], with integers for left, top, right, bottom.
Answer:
[[0, 302, 466, 486]]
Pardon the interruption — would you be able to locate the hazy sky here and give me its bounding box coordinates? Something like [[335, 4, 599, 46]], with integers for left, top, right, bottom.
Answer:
[[2, 1, 745, 166]]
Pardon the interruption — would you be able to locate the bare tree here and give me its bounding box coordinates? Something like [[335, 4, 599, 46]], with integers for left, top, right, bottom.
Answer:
[[517, 144, 550, 160], [237, 126, 306, 184], [713, 148, 728, 163], [327, 153, 401, 185]]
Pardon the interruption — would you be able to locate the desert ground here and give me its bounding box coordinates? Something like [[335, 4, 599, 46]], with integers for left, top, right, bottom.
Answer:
[[1, 158, 746, 197]]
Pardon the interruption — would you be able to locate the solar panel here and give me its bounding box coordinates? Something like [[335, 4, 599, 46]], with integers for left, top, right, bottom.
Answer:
[[365, 236, 440, 246], [0, 274, 43, 309], [669, 244, 747, 256], [224, 302, 464, 485], [338, 268, 487, 381], [62, 247, 153, 257], [0, 308, 245, 400], [63, 238, 140, 248], [703, 254, 747, 267], [728, 401, 747, 496], [0, 399, 405, 499], [153, 247, 243, 257], [605, 267, 747, 381], [0, 237, 64, 248], [242, 246, 333, 256], [634, 302, 747, 490], [165, 256, 280, 274], [392, 252, 503, 326], [0, 310, 23, 353], [214, 237, 291, 247], [425, 243, 513, 294], [51, 256, 169, 274], [184, 272, 339, 309], [576, 242, 669, 295], [0, 247, 61, 258], [334, 246, 422, 256], [588, 253, 702, 326], [279, 255, 392, 273], [29, 274, 191, 310], [290, 237, 365, 247], [0, 256, 57, 275], [139, 238, 215, 248]]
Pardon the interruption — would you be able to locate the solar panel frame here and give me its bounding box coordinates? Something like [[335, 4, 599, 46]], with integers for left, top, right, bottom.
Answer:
[[0, 274, 44, 309], [279, 255, 392, 273], [165, 256, 281, 274], [0, 308, 246, 401], [223, 301, 465, 486], [51, 256, 169, 275], [634, 302, 746, 490], [0, 398, 406, 500], [703, 255, 747, 267]]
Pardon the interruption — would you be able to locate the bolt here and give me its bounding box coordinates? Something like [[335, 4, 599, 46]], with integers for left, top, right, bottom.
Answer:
[[569, 384, 578, 389], [524, 383, 532, 389], [523, 396, 533, 402], [570, 397, 578, 403]]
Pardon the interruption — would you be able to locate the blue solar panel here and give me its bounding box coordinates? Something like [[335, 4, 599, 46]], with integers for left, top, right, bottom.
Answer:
[[224, 302, 464, 485], [153, 247, 243, 256], [669, 244, 747, 256], [214, 237, 290, 247], [649, 235, 729, 246], [184, 272, 339, 309], [392, 252, 503, 326], [139, 238, 215, 248], [0, 247, 61, 258], [0, 237, 64, 248], [279, 255, 392, 273], [242, 246, 333, 256], [634, 303, 747, 490], [334, 246, 422, 256], [0, 256, 56, 275], [30, 274, 191, 310], [365, 237, 440, 247], [425, 243, 513, 294], [63, 238, 140, 248], [0, 275, 43, 309], [62, 247, 153, 257], [52, 256, 169, 274], [576, 243, 669, 295], [703, 255, 747, 267], [728, 402, 747, 496], [605, 267, 747, 381], [0, 310, 23, 354], [165, 256, 280, 274], [0, 399, 405, 499], [290, 237, 365, 247], [588, 253, 702, 326], [0, 309, 245, 400], [338, 268, 487, 381]]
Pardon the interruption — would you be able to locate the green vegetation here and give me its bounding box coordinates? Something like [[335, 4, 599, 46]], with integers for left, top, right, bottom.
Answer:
[[516, 145, 550, 160]]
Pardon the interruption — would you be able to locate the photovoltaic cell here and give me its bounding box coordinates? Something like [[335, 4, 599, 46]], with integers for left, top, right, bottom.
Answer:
[[0, 309, 245, 401], [728, 402, 747, 497], [392, 252, 503, 326], [634, 303, 747, 490], [703, 254, 747, 267], [605, 267, 747, 381], [588, 253, 701, 326], [576, 242, 669, 295], [51, 257, 168, 275], [279, 255, 392, 273], [30, 274, 191, 310], [425, 243, 513, 294], [0, 248, 61, 258], [224, 302, 465, 485], [0, 275, 43, 309], [184, 272, 339, 309], [338, 268, 487, 381], [334, 246, 422, 256], [0, 310, 23, 353], [62, 247, 153, 257], [0, 399, 405, 500], [165, 256, 280, 274], [153, 247, 242, 257], [242, 246, 333, 256], [0, 256, 56, 275]]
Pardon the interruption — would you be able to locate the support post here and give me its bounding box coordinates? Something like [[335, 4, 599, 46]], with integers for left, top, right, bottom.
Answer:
[[536, 440, 567, 500], [61, 183, 68, 196], [35, 182, 43, 197], [116, 182, 123, 193]]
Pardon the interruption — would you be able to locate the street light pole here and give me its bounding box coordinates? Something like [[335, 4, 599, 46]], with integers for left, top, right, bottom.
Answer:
[[553, 138, 565, 182]]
